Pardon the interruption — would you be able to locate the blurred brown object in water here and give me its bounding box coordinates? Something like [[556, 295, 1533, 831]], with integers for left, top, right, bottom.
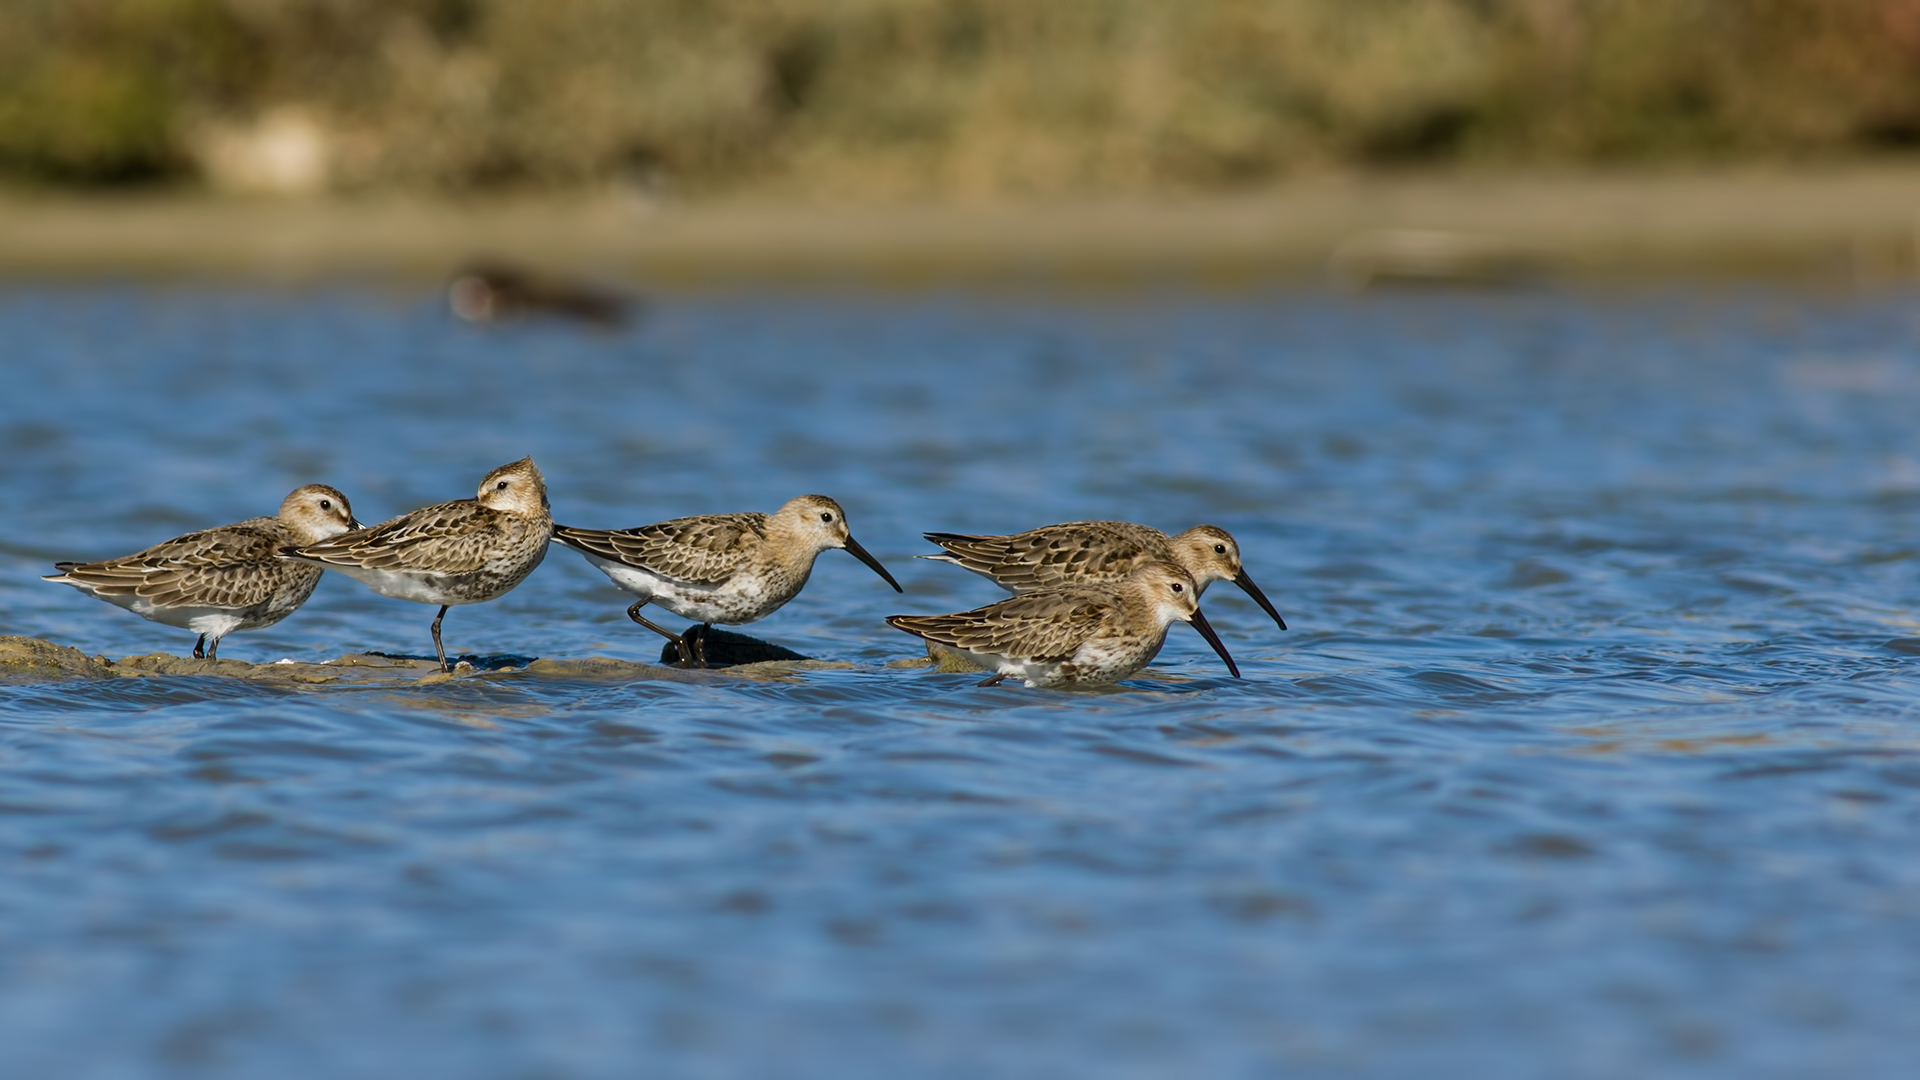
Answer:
[[1328, 230, 1557, 291], [447, 261, 637, 329]]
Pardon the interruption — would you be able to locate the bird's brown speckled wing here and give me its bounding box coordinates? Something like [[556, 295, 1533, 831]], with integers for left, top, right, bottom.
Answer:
[[286, 498, 509, 574], [553, 513, 770, 586], [887, 586, 1120, 662], [52, 518, 304, 608], [923, 521, 1169, 591]]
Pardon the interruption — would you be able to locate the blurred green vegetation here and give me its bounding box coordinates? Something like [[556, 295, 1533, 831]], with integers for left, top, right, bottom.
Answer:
[[4, 0, 1919, 195]]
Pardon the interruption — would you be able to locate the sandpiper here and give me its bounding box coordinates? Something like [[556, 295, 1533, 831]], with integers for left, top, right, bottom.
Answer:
[[920, 520, 1286, 630], [886, 561, 1239, 689], [552, 494, 903, 666], [279, 457, 552, 672], [43, 484, 360, 660]]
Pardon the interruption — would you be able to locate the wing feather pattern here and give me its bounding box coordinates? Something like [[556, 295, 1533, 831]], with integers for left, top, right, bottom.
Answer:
[[286, 499, 509, 574], [553, 513, 769, 587], [923, 521, 1170, 592], [887, 586, 1121, 662], [52, 518, 308, 610]]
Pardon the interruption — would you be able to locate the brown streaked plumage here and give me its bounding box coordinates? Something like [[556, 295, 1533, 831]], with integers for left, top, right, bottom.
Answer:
[[43, 484, 360, 660], [553, 494, 903, 667], [279, 457, 552, 672], [921, 521, 1286, 630], [886, 561, 1239, 689]]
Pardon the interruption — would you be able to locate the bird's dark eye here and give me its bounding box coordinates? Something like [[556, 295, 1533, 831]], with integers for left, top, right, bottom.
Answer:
[[496, 480, 509, 491], [820, 512, 834, 522], [1172, 583, 1185, 593], [1214, 544, 1226, 554], [319, 499, 332, 510]]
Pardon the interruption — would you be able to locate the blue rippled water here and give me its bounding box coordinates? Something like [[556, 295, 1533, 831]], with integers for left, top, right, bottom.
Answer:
[[4, 282, 1920, 1077]]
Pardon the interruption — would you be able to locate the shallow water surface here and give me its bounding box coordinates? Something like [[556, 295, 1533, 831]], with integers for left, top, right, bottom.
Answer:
[[5, 283, 1920, 1077]]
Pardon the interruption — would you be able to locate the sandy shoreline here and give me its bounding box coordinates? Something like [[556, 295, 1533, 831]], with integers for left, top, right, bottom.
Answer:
[[4, 166, 1920, 284]]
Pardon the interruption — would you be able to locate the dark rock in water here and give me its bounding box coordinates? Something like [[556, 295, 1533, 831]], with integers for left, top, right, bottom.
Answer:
[[665, 626, 810, 667]]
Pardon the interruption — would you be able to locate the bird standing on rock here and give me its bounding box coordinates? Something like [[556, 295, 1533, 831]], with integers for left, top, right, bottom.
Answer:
[[553, 494, 903, 667], [44, 484, 360, 660]]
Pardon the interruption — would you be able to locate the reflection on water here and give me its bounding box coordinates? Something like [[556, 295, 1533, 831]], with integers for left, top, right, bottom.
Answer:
[[4, 284, 1920, 1076]]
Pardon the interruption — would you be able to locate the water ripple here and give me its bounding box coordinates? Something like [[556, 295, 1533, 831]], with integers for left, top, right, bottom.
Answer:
[[4, 285, 1920, 1076]]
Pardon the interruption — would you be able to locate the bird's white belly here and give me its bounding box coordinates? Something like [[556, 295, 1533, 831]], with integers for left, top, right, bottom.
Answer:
[[123, 596, 249, 638], [579, 553, 783, 625], [1003, 632, 1166, 689], [579, 554, 670, 602], [975, 651, 1081, 689], [325, 564, 470, 605]]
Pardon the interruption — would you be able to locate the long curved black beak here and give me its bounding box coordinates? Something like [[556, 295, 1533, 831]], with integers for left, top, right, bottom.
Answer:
[[843, 534, 905, 592], [1187, 605, 1241, 678], [1234, 568, 1286, 631]]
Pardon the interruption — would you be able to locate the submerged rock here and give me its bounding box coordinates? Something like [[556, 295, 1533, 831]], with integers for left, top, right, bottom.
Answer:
[[0, 634, 839, 685], [0, 636, 112, 679], [0, 639, 466, 686], [924, 640, 986, 673], [529, 653, 852, 683], [360, 651, 537, 672]]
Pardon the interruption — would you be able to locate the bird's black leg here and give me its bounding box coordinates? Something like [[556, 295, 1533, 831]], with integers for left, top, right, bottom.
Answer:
[[430, 605, 451, 673], [192, 634, 206, 660], [628, 600, 696, 667], [976, 672, 1009, 687]]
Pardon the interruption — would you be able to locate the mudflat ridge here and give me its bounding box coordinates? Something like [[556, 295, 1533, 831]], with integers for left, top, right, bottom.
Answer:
[[6, 167, 1920, 282], [0, 634, 890, 686]]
